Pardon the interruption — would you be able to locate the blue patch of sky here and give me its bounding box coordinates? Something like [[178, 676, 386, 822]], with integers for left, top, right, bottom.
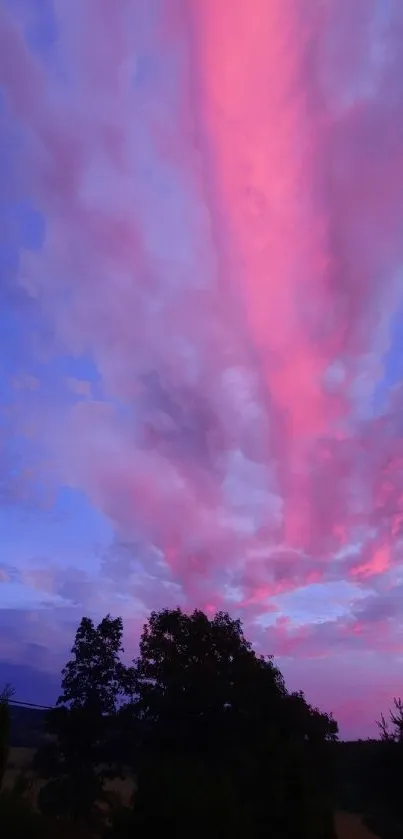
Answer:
[[373, 309, 403, 413], [273, 580, 367, 626], [0, 487, 113, 569], [4, 0, 58, 58]]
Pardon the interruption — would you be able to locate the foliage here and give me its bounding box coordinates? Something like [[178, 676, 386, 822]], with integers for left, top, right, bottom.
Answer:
[[130, 753, 241, 837], [334, 736, 403, 839], [0, 760, 55, 839], [58, 615, 129, 714], [35, 614, 132, 826], [121, 607, 338, 838], [0, 787, 46, 839], [377, 696, 403, 742], [372, 698, 403, 836], [29, 607, 339, 837], [0, 684, 51, 837], [0, 784, 94, 839]]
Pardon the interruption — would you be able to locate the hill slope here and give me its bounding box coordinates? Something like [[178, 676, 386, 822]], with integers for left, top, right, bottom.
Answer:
[[8, 704, 48, 748]]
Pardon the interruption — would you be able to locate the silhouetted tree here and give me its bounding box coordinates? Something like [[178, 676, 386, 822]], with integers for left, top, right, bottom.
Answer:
[[114, 607, 338, 838], [336, 703, 403, 837], [377, 696, 403, 742], [35, 609, 338, 837], [131, 608, 285, 751], [356, 698, 403, 836], [58, 615, 129, 713], [36, 615, 132, 827]]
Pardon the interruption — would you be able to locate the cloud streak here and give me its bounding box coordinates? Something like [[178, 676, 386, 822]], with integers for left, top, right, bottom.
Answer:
[[1, 0, 403, 737]]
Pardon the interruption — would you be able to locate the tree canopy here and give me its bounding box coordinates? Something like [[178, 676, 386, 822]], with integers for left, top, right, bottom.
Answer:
[[377, 696, 403, 742], [35, 614, 133, 826], [35, 607, 338, 838], [127, 608, 337, 838]]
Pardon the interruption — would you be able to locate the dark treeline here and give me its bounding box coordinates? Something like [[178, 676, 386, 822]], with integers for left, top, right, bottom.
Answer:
[[8, 705, 48, 749], [0, 608, 401, 838], [333, 727, 403, 838]]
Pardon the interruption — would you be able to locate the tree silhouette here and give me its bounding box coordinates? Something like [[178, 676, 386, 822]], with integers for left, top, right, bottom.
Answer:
[[35, 615, 131, 826], [131, 608, 285, 747], [33, 609, 339, 837], [118, 607, 338, 838], [361, 698, 403, 836], [58, 615, 129, 714], [377, 696, 403, 742]]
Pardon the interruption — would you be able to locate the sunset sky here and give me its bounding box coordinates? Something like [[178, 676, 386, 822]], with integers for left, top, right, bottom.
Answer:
[[1, 0, 403, 740]]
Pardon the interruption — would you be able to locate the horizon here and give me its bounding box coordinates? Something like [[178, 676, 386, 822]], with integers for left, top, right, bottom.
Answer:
[[4, 697, 383, 745], [1, 0, 403, 742]]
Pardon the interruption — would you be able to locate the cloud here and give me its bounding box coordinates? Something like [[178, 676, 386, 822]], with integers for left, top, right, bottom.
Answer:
[[1, 0, 403, 736]]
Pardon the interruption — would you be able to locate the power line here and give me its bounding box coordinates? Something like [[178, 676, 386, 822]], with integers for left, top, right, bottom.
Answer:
[[9, 699, 54, 710]]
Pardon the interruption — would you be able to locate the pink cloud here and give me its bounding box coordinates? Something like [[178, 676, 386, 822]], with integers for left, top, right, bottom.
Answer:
[[351, 543, 391, 580], [1, 0, 403, 736]]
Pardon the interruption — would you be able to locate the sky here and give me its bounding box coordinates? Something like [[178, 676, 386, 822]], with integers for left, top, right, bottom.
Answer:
[[0, 0, 403, 740]]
